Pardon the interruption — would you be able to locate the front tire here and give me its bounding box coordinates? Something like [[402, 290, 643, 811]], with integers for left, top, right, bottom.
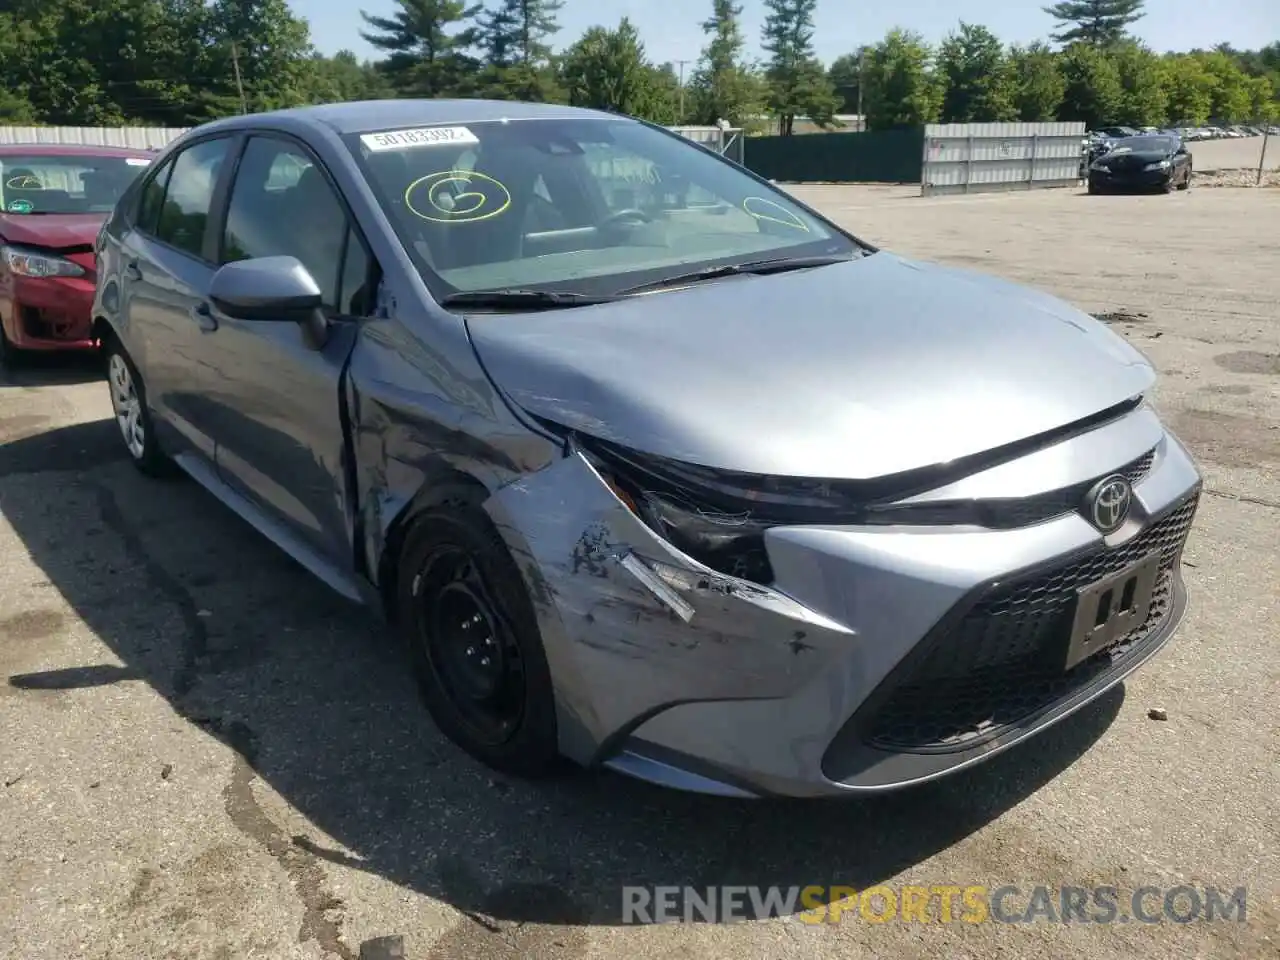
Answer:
[[103, 336, 174, 477], [396, 499, 560, 777], [1178, 168, 1192, 190]]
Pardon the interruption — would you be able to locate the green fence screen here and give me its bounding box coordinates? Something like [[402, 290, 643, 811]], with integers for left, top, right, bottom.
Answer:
[[743, 128, 924, 184]]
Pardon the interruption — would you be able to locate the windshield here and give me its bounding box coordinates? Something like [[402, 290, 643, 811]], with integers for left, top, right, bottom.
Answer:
[[0, 154, 151, 215], [343, 117, 859, 298], [1109, 136, 1176, 154]]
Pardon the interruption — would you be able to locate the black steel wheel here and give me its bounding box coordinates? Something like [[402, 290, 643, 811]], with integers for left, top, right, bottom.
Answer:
[[397, 499, 560, 776]]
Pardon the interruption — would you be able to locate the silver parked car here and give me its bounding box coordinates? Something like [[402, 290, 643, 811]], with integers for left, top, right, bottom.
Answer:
[[92, 100, 1202, 798]]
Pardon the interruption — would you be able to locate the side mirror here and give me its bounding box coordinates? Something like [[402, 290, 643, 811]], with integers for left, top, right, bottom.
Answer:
[[209, 256, 323, 322]]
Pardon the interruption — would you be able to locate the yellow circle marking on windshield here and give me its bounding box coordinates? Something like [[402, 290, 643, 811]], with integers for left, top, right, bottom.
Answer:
[[405, 170, 511, 224], [5, 175, 41, 189], [743, 197, 810, 231]]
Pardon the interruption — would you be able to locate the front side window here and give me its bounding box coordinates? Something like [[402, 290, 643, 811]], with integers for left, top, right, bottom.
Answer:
[[222, 136, 355, 309], [154, 138, 232, 257], [0, 153, 153, 215], [137, 157, 174, 233], [344, 118, 858, 299]]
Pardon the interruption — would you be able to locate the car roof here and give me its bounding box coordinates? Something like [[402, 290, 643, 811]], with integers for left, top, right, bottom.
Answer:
[[0, 143, 155, 158], [196, 98, 622, 137]]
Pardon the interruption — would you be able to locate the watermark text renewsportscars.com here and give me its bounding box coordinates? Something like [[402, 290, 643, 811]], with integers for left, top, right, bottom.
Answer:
[[621, 884, 1249, 925]]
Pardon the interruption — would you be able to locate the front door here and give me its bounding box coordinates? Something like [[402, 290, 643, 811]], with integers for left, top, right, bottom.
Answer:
[[122, 135, 236, 462], [196, 134, 376, 567]]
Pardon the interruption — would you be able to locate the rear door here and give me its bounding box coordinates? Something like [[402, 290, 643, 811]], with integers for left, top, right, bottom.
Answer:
[[197, 133, 377, 567], [120, 135, 237, 461]]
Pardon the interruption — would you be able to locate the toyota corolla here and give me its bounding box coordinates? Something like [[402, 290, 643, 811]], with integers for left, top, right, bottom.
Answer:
[[92, 100, 1202, 798]]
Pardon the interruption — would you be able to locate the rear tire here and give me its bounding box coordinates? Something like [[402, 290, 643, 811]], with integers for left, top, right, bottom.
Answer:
[[102, 334, 175, 477], [396, 498, 561, 777]]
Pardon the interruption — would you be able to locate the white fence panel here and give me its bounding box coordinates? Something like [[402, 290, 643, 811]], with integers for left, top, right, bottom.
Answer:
[[0, 126, 191, 149], [668, 125, 745, 165], [922, 121, 1086, 196]]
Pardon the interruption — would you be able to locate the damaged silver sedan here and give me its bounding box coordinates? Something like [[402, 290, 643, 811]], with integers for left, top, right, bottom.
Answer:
[[92, 100, 1202, 798]]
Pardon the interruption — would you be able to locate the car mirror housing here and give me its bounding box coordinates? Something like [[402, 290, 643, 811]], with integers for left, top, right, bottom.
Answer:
[[209, 256, 324, 322]]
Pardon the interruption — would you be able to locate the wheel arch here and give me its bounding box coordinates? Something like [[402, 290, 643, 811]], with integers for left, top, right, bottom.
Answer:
[[373, 466, 496, 623]]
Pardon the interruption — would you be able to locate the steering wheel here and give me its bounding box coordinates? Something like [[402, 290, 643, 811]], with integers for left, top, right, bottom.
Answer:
[[598, 208, 653, 230]]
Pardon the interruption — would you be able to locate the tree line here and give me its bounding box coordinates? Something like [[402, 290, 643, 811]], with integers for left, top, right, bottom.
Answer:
[[0, 0, 1275, 134]]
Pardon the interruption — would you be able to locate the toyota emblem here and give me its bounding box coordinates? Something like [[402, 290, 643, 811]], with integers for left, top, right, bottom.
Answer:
[[1085, 475, 1133, 533]]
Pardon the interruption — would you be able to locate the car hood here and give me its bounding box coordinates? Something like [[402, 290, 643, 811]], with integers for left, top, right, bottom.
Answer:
[[0, 213, 105, 249], [1101, 149, 1171, 163], [466, 252, 1155, 479]]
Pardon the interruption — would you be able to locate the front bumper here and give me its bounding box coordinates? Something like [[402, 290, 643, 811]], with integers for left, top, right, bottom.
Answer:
[[1089, 167, 1173, 191], [0, 274, 97, 351], [485, 404, 1201, 798]]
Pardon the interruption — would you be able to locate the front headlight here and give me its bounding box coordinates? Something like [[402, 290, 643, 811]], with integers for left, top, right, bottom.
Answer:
[[1144, 159, 1172, 171], [0, 244, 86, 278], [575, 436, 983, 584]]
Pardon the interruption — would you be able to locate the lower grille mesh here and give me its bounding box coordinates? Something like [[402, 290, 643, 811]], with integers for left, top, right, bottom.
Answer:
[[864, 493, 1199, 753]]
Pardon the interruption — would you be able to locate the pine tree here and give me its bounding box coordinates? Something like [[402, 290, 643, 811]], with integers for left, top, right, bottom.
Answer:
[[761, 0, 838, 134], [359, 0, 483, 97], [687, 0, 761, 126], [1043, 0, 1145, 47]]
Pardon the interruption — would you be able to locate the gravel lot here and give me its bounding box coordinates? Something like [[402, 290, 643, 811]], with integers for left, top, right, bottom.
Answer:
[[2, 185, 1278, 960]]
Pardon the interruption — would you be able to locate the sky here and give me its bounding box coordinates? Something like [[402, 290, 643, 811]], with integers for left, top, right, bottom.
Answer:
[[291, 0, 1279, 68]]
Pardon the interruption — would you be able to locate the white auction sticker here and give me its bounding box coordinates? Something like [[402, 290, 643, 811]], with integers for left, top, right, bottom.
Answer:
[[125, 157, 152, 165], [360, 126, 480, 152]]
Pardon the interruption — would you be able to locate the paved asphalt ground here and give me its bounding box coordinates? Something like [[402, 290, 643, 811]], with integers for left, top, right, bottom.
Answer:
[[2, 184, 1278, 960]]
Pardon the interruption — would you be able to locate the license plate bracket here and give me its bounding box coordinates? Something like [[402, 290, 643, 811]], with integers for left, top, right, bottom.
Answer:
[[1064, 552, 1162, 670]]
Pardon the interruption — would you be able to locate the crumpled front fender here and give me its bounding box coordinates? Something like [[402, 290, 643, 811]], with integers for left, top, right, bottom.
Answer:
[[482, 450, 855, 765]]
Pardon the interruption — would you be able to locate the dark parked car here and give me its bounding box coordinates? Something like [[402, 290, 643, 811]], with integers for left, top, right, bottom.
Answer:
[[1088, 136, 1193, 194], [0, 144, 154, 364], [92, 100, 1202, 798]]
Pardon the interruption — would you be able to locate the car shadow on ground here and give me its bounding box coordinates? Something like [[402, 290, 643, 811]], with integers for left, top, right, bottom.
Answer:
[[1, 419, 1123, 948], [0, 350, 104, 387]]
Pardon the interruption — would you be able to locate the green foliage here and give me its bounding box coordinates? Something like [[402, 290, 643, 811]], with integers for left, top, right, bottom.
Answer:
[[827, 49, 868, 115], [1043, 0, 1146, 47], [0, 0, 1273, 135], [1057, 41, 1124, 127], [1160, 53, 1214, 125], [360, 0, 483, 97], [862, 29, 942, 131], [687, 0, 764, 127], [1008, 42, 1066, 120], [761, 0, 838, 134], [560, 18, 675, 121], [937, 23, 1017, 122], [1110, 41, 1166, 127]]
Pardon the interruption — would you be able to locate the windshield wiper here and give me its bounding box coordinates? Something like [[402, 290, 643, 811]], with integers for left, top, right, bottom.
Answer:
[[440, 289, 621, 311], [615, 254, 855, 296]]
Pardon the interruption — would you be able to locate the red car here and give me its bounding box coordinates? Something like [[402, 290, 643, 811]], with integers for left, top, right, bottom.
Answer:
[[0, 144, 155, 364]]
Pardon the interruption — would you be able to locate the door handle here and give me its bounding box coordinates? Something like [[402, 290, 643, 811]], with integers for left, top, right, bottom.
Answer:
[[124, 260, 142, 281], [190, 301, 218, 332]]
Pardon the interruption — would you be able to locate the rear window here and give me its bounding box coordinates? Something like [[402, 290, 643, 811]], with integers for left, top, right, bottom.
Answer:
[[1, 154, 152, 215], [343, 117, 855, 299]]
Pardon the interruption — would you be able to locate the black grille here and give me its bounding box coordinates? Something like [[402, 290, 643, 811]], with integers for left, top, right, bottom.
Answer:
[[978, 448, 1156, 529], [862, 492, 1198, 753], [1110, 154, 1147, 172]]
